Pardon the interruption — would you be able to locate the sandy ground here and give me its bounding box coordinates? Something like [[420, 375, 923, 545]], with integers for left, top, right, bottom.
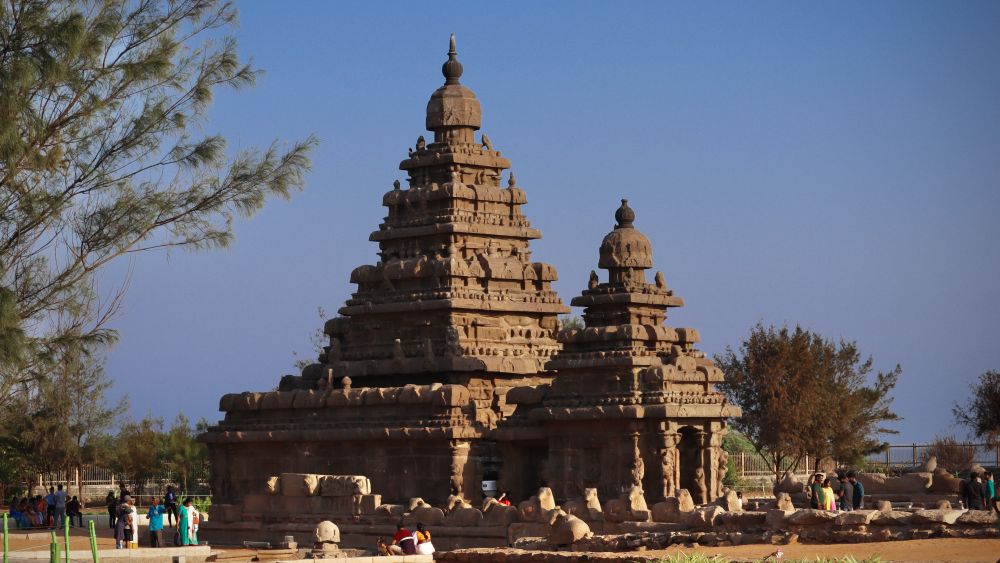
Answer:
[[5, 520, 151, 551], [629, 538, 1000, 561], [4, 526, 999, 562]]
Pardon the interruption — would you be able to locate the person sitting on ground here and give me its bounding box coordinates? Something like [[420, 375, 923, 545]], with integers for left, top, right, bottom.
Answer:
[[847, 471, 864, 510], [736, 491, 745, 509], [34, 495, 48, 526], [388, 523, 416, 555], [415, 523, 434, 555], [10, 498, 29, 528], [376, 537, 391, 556], [821, 478, 836, 511], [66, 496, 83, 527]]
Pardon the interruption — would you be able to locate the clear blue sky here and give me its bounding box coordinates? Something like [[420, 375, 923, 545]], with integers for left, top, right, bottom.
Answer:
[[104, 1, 1000, 444]]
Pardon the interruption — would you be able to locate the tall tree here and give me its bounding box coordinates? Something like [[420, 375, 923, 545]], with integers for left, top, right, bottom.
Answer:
[[0, 0, 317, 405], [162, 413, 208, 493], [716, 323, 901, 478], [953, 369, 1000, 445], [108, 415, 165, 496]]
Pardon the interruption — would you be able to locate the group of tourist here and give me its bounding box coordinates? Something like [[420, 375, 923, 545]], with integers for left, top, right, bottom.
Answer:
[[381, 523, 435, 555], [808, 471, 866, 511], [6, 484, 83, 529], [106, 484, 201, 549], [960, 470, 998, 512]]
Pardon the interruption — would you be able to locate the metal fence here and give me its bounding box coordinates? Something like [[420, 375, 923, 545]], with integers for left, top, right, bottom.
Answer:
[[730, 443, 1000, 483], [30, 465, 209, 503], [862, 443, 1000, 471]]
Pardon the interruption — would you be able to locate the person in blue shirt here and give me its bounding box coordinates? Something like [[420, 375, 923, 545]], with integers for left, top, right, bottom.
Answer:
[[848, 471, 865, 510], [45, 487, 56, 528], [147, 497, 166, 548]]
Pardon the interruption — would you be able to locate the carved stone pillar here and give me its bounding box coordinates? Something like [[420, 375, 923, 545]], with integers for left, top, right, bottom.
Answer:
[[449, 440, 471, 500], [629, 431, 644, 490], [694, 429, 709, 504], [656, 425, 680, 501]]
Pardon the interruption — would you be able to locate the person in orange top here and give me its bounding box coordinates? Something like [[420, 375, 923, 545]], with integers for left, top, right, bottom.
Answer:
[[497, 492, 512, 506]]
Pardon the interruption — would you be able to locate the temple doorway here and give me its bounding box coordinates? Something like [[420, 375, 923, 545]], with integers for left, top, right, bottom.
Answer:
[[677, 426, 701, 495]]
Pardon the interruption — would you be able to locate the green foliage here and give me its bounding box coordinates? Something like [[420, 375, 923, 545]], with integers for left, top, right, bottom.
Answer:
[[0, 0, 316, 417], [722, 430, 755, 454], [953, 369, 1000, 445], [191, 496, 212, 513], [716, 323, 901, 478], [162, 414, 208, 492], [559, 315, 584, 331], [107, 416, 166, 496]]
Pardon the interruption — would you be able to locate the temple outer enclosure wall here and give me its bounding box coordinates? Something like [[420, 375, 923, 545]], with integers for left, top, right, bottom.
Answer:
[[199, 36, 743, 545]]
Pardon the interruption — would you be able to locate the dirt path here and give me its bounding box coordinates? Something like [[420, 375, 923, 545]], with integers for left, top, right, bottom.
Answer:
[[633, 538, 1000, 562]]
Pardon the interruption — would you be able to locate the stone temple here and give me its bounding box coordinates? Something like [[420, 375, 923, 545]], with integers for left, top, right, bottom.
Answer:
[[201, 36, 740, 532]]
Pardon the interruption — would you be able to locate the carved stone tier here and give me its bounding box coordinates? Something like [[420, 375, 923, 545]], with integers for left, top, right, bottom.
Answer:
[[494, 202, 740, 504]]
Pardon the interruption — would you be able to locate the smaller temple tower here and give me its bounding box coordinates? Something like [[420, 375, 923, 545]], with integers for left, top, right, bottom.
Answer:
[[496, 200, 741, 504]]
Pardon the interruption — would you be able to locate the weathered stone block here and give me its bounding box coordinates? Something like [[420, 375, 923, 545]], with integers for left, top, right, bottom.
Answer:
[[787, 509, 837, 526], [547, 514, 591, 546], [956, 510, 1000, 525], [445, 506, 484, 527], [375, 504, 404, 519], [481, 503, 519, 527], [773, 492, 795, 511], [910, 509, 963, 525], [266, 476, 281, 495], [359, 494, 381, 514], [319, 475, 371, 496], [716, 511, 767, 530], [870, 510, 912, 526], [243, 494, 271, 513], [518, 488, 557, 523], [765, 509, 794, 531], [928, 468, 962, 494], [715, 490, 742, 512], [835, 509, 877, 526], [857, 472, 931, 494], [684, 505, 726, 528], [404, 505, 445, 526]]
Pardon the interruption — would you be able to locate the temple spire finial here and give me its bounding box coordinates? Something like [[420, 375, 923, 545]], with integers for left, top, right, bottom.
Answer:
[[615, 198, 635, 229], [443, 34, 463, 85]]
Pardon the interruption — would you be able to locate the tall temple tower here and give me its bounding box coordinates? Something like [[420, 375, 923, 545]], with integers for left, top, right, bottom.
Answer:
[[203, 37, 568, 505], [308, 34, 569, 403]]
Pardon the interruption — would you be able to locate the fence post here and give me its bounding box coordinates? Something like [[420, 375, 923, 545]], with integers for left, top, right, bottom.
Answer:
[[63, 514, 70, 563], [4, 512, 9, 563], [88, 520, 100, 563], [885, 448, 890, 468], [912, 443, 917, 467]]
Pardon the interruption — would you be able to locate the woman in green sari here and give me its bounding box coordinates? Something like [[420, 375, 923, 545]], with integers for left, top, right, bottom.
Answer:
[[179, 498, 195, 546]]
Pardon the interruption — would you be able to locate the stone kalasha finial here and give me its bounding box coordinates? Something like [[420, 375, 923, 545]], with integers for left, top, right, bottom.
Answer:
[[508, 170, 517, 188], [615, 198, 635, 229], [443, 34, 463, 85]]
